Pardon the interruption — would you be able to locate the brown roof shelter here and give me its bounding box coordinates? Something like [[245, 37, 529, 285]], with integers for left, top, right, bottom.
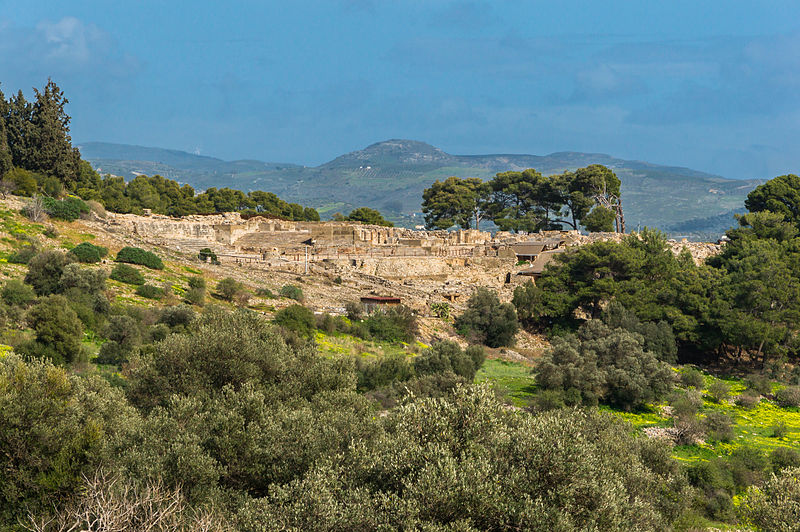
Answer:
[[361, 296, 402, 313], [518, 248, 567, 278]]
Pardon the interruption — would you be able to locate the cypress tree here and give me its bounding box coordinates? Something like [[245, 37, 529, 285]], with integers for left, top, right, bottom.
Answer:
[[0, 87, 11, 178], [5, 90, 33, 168], [29, 79, 80, 189]]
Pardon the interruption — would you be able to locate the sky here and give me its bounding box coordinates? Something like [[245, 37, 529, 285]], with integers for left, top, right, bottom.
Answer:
[[1, 0, 799, 179]]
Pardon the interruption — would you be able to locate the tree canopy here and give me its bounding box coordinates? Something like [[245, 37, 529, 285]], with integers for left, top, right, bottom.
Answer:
[[421, 164, 624, 233]]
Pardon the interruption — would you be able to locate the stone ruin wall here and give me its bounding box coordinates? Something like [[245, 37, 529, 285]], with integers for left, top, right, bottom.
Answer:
[[97, 211, 720, 268]]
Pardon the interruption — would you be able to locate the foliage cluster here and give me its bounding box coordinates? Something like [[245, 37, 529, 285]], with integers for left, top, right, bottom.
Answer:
[[115, 246, 164, 270], [422, 165, 622, 232], [454, 287, 518, 347]]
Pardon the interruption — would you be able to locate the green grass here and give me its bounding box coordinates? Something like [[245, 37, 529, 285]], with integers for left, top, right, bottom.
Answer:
[[314, 330, 418, 360], [474, 360, 800, 463], [474, 359, 537, 407]]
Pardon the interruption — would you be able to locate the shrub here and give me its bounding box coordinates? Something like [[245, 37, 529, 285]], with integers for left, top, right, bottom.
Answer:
[[770, 447, 800, 472], [704, 412, 734, 443], [273, 304, 316, 337], [746, 374, 772, 395], [233, 290, 251, 307], [414, 341, 486, 381], [1, 279, 35, 307], [198, 247, 218, 264], [216, 277, 243, 301], [735, 390, 761, 409], [136, 284, 165, 300], [115, 246, 164, 270], [279, 284, 303, 301], [7, 245, 38, 264], [430, 301, 451, 319], [357, 354, 414, 391], [775, 386, 800, 407], [536, 319, 674, 411], [157, 305, 196, 330], [24, 250, 73, 296], [771, 421, 788, 438], [364, 305, 417, 343], [681, 368, 705, 390], [42, 196, 89, 221], [109, 263, 145, 285], [22, 195, 47, 222], [345, 300, 364, 321], [256, 287, 275, 298], [708, 380, 732, 403], [333, 276, 343, 285], [739, 467, 800, 530], [187, 276, 206, 290], [184, 287, 205, 306], [22, 295, 83, 364], [86, 200, 106, 218], [454, 287, 518, 348], [59, 264, 107, 295], [670, 389, 703, 419], [42, 225, 59, 238], [68, 242, 108, 263]]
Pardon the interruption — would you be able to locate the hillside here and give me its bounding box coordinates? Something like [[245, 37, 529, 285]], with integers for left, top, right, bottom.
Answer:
[[79, 140, 763, 238]]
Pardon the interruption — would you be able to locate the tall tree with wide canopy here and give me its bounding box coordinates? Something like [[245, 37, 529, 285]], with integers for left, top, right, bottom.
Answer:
[[421, 176, 488, 229], [745, 174, 800, 227]]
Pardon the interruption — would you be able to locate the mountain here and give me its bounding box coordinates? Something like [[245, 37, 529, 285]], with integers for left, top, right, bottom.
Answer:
[[78, 140, 763, 238]]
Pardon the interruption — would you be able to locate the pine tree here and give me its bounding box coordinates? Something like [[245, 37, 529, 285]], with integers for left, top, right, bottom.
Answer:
[[28, 79, 80, 189]]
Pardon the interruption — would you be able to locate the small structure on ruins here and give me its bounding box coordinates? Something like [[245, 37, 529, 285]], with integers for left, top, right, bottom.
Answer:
[[361, 295, 402, 313]]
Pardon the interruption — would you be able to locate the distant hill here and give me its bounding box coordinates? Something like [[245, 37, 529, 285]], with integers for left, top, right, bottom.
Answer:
[[78, 140, 763, 238]]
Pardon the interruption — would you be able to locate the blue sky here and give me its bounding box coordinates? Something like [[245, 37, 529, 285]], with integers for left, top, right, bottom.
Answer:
[[1, 1, 798, 179]]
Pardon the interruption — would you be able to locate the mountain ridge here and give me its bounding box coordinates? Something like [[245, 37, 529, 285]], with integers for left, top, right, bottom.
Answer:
[[78, 139, 763, 239]]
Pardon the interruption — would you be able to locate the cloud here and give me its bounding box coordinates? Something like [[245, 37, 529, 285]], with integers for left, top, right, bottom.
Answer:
[[0, 16, 141, 89]]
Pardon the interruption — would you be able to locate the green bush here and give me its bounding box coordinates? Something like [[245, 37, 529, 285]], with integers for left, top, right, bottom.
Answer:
[[739, 467, 800, 530], [681, 368, 706, 390], [198, 247, 218, 264], [42, 196, 89, 221], [413, 341, 486, 381], [735, 390, 761, 409], [279, 284, 304, 301], [187, 276, 206, 290], [158, 305, 196, 330], [184, 287, 205, 306], [109, 263, 145, 285], [345, 300, 364, 321], [68, 242, 108, 263], [7, 245, 38, 264], [454, 287, 518, 348], [708, 380, 731, 403], [273, 304, 315, 337], [704, 412, 734, 443], [24, 250, 73, 295], [775, 386, 800, 407], [356, 354, 414, 392], [116, 246, 164, 270], [363, 305, 417, 343], [256, 287, 275, 298], [0, 354, 135, 523], [536, 319, 674, 411], [770, 447, 800, 472], [136, 284, 165, 300], [1, 279, 36, 307], [20, 295, 83, 364], [217, 277, 243, 301]]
